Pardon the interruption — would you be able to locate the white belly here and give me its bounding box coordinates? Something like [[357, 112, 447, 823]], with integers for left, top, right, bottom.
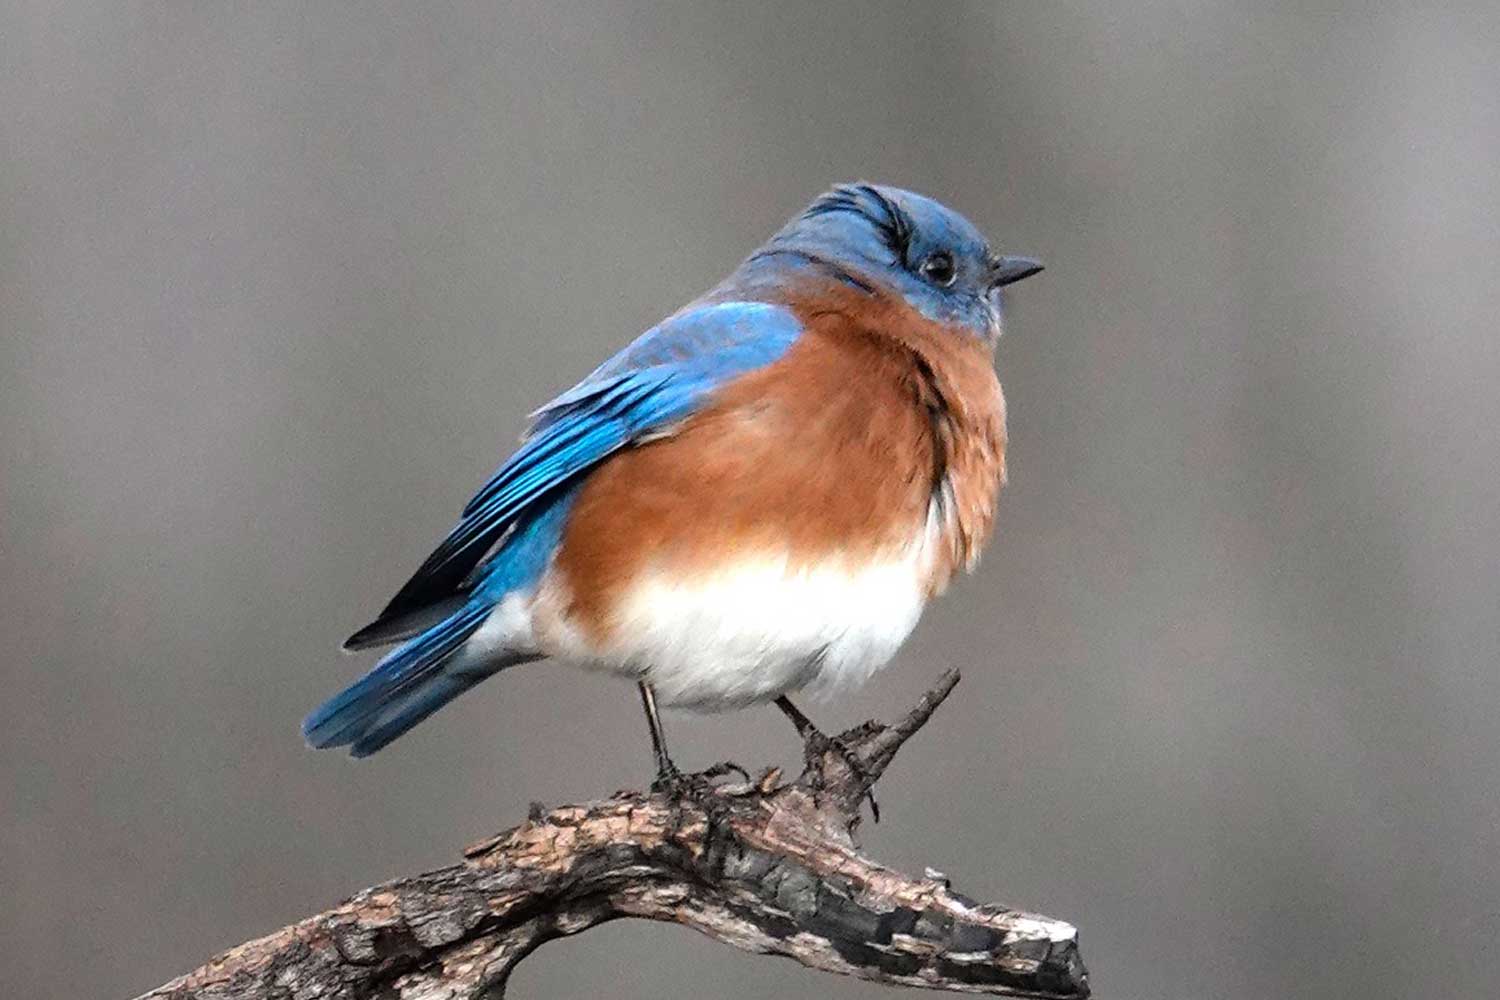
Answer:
[[544, 549, 930, 710]]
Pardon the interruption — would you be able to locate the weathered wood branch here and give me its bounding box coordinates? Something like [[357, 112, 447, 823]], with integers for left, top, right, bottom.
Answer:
[[137, 671, 1089, 999]]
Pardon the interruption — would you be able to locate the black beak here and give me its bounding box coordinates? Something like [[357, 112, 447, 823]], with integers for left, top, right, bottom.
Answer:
[[989, 255, 1045, 288]]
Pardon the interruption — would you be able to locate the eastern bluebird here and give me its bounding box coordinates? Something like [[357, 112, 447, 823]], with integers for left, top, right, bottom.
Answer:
[[303, 183, 1043, 785]]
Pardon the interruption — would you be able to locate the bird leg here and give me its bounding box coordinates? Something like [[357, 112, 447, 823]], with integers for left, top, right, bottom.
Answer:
[[773, 695, 881, 822], [638, 682, 748, 796], [638, 681, 681, 788]]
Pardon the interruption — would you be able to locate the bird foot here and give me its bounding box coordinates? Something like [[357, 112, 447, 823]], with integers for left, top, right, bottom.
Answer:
[[650, 760, 751, 800], [801, 729, 881, 823]]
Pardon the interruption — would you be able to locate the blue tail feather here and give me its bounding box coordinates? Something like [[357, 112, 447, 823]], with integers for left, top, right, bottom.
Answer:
[[302, 602, 491, 751], [347, 671, 482, 757]]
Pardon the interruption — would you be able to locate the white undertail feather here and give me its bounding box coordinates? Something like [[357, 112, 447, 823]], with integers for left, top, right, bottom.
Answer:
[[461, 592, 536, 666]]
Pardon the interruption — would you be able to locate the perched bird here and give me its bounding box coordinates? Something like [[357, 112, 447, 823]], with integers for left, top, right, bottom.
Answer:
[[303, 183, 1043, 786]]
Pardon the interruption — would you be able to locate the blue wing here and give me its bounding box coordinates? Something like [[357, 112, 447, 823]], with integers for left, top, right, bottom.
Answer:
[[348, 300, 804, 645]]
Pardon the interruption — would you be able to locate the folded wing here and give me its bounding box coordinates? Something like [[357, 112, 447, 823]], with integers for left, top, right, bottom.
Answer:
[[346, 301, 805, 648]]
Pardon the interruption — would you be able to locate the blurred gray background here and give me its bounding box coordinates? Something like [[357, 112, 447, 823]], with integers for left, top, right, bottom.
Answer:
[[3, 3, 1497, 998]]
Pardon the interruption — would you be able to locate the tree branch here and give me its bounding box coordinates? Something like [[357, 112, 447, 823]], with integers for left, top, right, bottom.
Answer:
[[137, 671, 1089, 999]]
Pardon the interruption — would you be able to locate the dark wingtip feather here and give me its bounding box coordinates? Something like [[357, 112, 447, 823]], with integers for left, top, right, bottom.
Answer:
[[341, 626, 380, 652], [342, 596, 469, 652]]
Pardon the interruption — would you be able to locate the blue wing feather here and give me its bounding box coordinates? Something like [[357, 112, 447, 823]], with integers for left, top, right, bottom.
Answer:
[[529, 299, 796, 424], [362, 301, 803, 632]]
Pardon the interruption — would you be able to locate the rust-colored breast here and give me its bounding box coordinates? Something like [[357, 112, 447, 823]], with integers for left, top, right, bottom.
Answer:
[[805, 284, 1009, 591], [549, 281, 1007, 641]]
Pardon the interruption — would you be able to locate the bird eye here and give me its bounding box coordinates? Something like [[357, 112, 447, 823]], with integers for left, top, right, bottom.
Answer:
[[919, 252, 957, 287]]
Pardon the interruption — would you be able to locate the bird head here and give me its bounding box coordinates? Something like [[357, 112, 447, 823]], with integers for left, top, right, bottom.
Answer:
[[753, 183, 1042, 341]]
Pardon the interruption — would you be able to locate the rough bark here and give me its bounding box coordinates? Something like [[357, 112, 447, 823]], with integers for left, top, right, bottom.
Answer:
[[137, 671, 1089, 999]]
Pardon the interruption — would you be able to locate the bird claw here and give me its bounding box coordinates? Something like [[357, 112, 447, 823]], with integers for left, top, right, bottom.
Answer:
[[698, 760, 751, 784], [803, 730, 881, 823], [651, 760, 750, 799]]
